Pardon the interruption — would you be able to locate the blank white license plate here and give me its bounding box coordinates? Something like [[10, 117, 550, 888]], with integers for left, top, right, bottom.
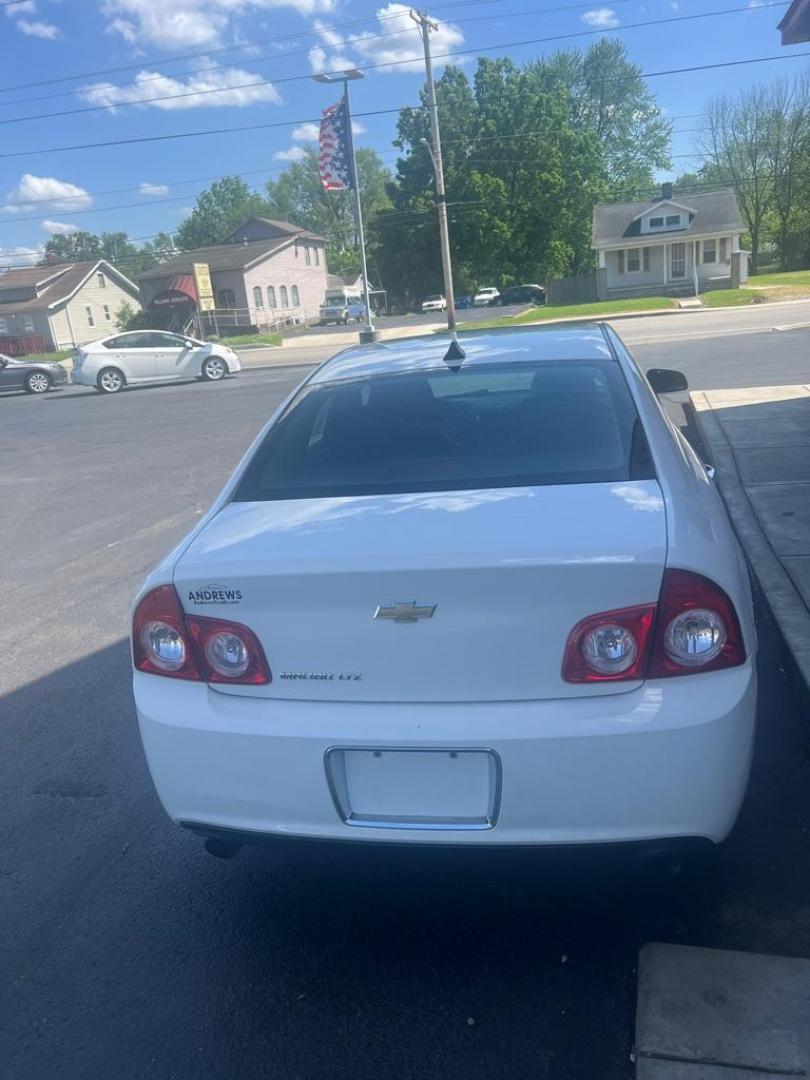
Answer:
[[325, 748, 501, 830]]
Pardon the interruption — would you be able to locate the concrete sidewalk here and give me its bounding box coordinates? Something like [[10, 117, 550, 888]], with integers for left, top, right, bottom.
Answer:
[[692, 385, 810, 687]]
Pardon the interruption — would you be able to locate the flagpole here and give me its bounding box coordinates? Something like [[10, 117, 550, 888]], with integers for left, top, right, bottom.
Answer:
[[342, 78, 378, 344]]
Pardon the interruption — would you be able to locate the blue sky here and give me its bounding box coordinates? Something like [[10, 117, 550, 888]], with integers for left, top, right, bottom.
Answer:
[[0, 0, 804, 268]]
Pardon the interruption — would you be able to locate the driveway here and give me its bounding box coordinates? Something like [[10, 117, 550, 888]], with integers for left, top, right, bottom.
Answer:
[[3, 329, 810, 1080]]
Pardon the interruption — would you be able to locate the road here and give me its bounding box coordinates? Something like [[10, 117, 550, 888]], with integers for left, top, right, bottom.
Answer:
[[239, 297, 810, 373], [3, 326, 810, 1080]]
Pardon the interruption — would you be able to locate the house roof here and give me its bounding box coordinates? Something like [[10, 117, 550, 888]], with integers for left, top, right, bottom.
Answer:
[[592, 189, 744, 248], [225, 217, 325, 243], [327, 273, 364, 289], [138, 232, 324, 281], [0, 264, 70, 290], [0, 260, 140, 313]]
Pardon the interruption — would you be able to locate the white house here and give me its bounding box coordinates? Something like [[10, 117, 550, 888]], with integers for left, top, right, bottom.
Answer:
[[0, 260, 142, 354], [592, 185, 747, 300]]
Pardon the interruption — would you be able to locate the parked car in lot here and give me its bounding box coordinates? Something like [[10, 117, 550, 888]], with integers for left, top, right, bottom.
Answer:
[[133, 323, 756, 861], [319, 288, 366, 325], [500, 284, 546, 306], [473, 286, 500, 306], [0, 351, 68, 394], [421, 295, 447, 312], [71, 331, 241, 394]]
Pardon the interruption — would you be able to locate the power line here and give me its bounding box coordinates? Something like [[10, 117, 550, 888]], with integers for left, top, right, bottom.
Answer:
[[0, 3, 787, 128], [0, 0, 500, 97], [0, 0, 637, 112]]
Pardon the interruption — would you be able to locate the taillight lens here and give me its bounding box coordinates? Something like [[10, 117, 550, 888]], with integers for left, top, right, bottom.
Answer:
[[648, 569, 745, 677], [562, 604, 656, 683], [132, 584, 200, 681], [186, 616, 270, 685], [563, 569, 746, 683], [132, 586, 271, 684]]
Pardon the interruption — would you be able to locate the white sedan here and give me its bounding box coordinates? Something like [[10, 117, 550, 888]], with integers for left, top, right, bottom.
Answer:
[[132, 324, 756, 860], [421, 295, 447, 312], [72, 330, 241, 393]]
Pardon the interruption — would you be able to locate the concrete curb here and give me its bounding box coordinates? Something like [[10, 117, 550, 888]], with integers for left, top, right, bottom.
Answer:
[[691, 391, 810, 689]]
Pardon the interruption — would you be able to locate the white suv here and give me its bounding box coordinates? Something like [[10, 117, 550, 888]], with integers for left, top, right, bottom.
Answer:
[[72, 331, 241, 394], [473, 287, 500, 307], [421, 295, 447, 312]]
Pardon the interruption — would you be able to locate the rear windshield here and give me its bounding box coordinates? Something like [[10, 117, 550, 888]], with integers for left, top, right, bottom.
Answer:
[[234, 359, 653, 501]]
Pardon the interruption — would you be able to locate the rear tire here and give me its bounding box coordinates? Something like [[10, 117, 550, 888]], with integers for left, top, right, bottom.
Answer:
[[97, 367, 125, 394], [25, 371, 51, 394], [201, 355, 227, 381]]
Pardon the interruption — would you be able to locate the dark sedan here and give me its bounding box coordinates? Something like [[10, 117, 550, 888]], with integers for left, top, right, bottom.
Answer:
[[0, 352, 68, 395], [499, 285, 546, 306]]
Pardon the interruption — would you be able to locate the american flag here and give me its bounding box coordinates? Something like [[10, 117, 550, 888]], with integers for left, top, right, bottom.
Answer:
[[319, 95, 355, 192]]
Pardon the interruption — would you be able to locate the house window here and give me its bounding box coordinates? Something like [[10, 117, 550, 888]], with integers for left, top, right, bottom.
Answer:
[[267, 286, 276, 309], [280, 285, 289, 308], [720, 237, 729, 262], [649, 216, 664, 228], [291, 285, 300, 307], [0, 317, 7, 335], [665, 215, 681, 227], [103, 304, 112, 322], [253, 286, 264, 309], [217, 289, 236, 309], [626, 248, 641, 273], [702, 239, 717, 265], [314, 247, 320, 266], [85, 306, 95, 328], [97, 272, 106, 288], [23, 314, 35, 332], [305, 247, 311, 266]]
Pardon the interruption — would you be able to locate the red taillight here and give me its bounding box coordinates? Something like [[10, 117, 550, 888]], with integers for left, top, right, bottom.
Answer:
[[648, 569, 745, 677], [563, 569, 746, 683], [132, 586, 271, 684], [562, 604, 657, 683]]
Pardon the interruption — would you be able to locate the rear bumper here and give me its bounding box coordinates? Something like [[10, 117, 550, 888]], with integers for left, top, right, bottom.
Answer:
[[135, 664, 756, 847]]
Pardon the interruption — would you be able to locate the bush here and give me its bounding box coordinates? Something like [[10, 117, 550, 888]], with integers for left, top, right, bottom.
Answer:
[[115, 302, 154, 332]]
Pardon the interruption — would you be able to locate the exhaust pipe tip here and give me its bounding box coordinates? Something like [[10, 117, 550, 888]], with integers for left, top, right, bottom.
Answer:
[[204, 836, 242, 860]]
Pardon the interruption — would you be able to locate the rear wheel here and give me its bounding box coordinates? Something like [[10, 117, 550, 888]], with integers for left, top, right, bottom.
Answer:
[[25, 371, 51, 394], [97, 367, 125, 394]]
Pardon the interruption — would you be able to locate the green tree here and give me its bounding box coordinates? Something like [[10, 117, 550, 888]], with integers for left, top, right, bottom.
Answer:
[[43, 231, 102, 263], [175, 177, 268, 250], [265, 146, 393, 273]]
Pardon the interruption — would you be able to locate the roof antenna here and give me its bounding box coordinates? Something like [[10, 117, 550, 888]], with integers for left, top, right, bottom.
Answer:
[[442, 334, 466, 372]]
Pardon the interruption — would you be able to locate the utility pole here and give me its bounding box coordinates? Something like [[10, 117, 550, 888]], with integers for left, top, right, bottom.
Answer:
[[342, 76, 378, 344], [410, 7, 456, 333]]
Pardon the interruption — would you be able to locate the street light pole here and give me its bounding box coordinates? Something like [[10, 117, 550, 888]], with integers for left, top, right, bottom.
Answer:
[[410, 8, 456, 333], [342, 76, 377, 344], [312, 68, 379, 345]]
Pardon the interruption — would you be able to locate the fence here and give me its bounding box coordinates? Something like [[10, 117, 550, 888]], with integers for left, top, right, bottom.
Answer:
[[546, 269, 606, 306], [192, 306, 307, 338]]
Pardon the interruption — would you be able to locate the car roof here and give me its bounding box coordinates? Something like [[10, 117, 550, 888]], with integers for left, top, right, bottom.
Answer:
[[308, 323, 615, 385]]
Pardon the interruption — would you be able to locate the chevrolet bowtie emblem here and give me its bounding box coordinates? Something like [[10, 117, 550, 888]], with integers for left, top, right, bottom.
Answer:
[[374, 601, 437, 624]]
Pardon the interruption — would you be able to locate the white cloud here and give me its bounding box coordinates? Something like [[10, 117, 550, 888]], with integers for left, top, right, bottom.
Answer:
[[15, 17, 60, 38], [41, 219, 79, 235], [307, 43, 355, 75], [351, 4, 464, 73], [580, 7, 620, 26], [102, 0, 337, 50], [5, 0, 37, 14], [0, 246, 42, 270], [139, 181, 170, 196], [79, 63, 281, 111], [3, 174, 92, 213], [273, 145, 307, 161], [291, 122, 321, 142]]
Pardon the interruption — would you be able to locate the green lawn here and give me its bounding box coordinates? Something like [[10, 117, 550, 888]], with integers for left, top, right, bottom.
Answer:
[[700, 289, 762, 308], [750, 269, 810, 287], [212, 332, 282, 347], [460, 295, 678, 330], [18, 349, 73, 363]]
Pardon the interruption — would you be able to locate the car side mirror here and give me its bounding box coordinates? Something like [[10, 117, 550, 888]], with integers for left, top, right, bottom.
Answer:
[[0, 358, 7, 369], [184, 340, 194, 349], [647, 368, 688, 394]]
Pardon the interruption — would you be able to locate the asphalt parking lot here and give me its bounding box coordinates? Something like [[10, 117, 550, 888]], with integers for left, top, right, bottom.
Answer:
[[3, 329, 810, 1080]]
